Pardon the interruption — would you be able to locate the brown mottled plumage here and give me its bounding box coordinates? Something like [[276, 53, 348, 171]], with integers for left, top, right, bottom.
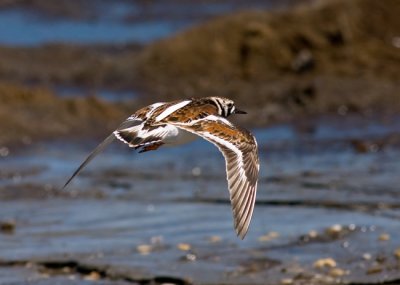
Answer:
[[63, 97, 259, 239]]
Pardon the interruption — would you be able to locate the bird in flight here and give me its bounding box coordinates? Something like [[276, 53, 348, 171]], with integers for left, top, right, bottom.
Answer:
[[63, 97, 259, 239]]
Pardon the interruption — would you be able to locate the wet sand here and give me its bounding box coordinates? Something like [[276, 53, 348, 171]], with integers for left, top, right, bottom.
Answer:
[[1, 117, 400, 284]]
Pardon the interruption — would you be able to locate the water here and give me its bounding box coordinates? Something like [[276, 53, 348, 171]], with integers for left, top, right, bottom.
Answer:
[[1, 118, 400, 283], [0, 9, 180, 46], [0, 1, 303, 46], [54, 85, 137, 102]]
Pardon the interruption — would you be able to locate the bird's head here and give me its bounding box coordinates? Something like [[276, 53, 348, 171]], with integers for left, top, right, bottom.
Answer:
[[210, 97, 247, 118]]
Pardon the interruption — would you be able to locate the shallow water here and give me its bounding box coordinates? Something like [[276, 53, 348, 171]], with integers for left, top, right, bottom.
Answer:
[[0, 0, 304, 46], [0, 9, 179, 46], [1, 116, 400, 284], [54, 85, 138, 102]]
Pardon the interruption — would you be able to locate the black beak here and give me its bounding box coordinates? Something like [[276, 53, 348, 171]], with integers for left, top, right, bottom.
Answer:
[[234, 109, 247, 114]]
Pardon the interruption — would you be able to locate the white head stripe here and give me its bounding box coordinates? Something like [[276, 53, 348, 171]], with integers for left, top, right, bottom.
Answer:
[[156, 100, 191, 121]]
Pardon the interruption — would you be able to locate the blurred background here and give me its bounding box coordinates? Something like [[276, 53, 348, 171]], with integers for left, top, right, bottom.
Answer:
[[1, 0, 400, 284]]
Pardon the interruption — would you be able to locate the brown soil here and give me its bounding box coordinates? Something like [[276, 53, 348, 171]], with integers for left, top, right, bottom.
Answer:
[[0, 43, 142, 90], [0, 0, 103, 20], [0, 83, 135, 148], [133, 0, 400, 124]]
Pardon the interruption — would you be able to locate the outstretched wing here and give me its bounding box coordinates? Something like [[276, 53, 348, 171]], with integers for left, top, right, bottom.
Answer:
[[62, 117, 143, 189], [173, 116, 259, 239], [114, 123, 175, 149]]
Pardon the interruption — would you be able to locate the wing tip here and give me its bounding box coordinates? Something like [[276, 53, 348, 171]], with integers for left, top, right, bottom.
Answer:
[[232, 184, 257, 240], [236, 227, 248, 240], [62, 133, 116, 190]]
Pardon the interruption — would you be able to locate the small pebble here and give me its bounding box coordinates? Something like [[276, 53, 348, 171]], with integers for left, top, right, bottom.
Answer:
[[308, 230, 318, 238], [366, 266, 382, 274], [62, 267, 72, 273], [208, 235, 222, 243], [378, 233, 390, 241], [177, 243, 191, 251], [394, 248, 400, 259], [136, 244, 152, 255], [363, 253, 372, 260], [84, 271, 101, 281], [185, 253, 197, 261], [325, 224, 343, 237], [348, 224, 356, 231], [313, 258, 337, 269]]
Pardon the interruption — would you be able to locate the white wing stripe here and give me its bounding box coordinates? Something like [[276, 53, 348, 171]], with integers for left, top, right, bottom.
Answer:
[[155, 100, 191, 121]]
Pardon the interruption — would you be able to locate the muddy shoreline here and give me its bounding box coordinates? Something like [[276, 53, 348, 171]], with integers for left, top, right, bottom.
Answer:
[[0, 0, 400, 148], [2, 117, 400, 284]]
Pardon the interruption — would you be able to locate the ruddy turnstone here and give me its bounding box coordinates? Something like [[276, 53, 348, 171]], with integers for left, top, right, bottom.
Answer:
[[63, 97, 259, 239]]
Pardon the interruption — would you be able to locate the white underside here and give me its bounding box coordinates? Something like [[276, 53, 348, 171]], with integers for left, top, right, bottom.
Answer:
[[163, 126, 198, 146]]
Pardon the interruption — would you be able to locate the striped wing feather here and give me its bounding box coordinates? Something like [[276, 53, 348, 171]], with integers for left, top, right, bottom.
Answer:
[[174, 117, 259, 239]]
